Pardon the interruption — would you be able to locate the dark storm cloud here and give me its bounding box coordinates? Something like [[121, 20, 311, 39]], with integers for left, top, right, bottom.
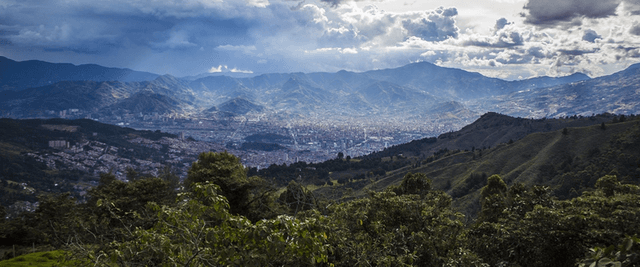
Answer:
[[402, 7, 459, 41], [0, 0, 253, 55], [521, 0, 622, 27], [558, 49, 597, 56], [582, 29, 601, 42]]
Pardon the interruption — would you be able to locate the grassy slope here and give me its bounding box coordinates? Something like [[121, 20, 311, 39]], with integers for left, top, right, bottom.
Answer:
[[0, 250, 69, 267], [365, 112, 615, 159], [341, 119, 640, 217]]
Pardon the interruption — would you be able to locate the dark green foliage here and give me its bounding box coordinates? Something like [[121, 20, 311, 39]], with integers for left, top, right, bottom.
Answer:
[[478, 175, 508, 223], [278, 181, 317, 215], [469, 175, 640, 267], [364, 137, 437, 159], [254, 155, 409, 186], [391, 172, 432, 197], [86, 173, 177, 243], [326, 190, 484, 266], [451, 172, 487, 198], [578, 236, 640, 267], [186, 152, 278, 221], [185, 151, 246, 190], [157, 165, 180, 190]]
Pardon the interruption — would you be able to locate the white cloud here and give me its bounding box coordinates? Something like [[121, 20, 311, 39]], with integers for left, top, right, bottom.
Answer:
[[207, 65, 253, 74], [341, 47, 358, 54], [246, 0, 270, 8], [229, 67, 254, 73], [208, 65, 225, 73], [402, 7, 459, 41]]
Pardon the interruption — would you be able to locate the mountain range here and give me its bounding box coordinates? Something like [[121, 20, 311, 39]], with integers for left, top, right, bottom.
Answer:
[[2, 56, 639, 122], [0, 56, 159, 91], [484, 63, 640, 118]]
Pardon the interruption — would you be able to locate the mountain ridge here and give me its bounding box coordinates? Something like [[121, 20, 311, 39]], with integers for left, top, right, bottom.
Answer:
[[3, 56, 640, 125], [0, 56, 160, 91]]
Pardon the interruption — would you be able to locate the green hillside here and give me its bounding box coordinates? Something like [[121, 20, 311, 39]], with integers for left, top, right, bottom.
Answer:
[[252, 113, 626, 204], [347, 116, 640, 216], [364, 112, 616, 159]]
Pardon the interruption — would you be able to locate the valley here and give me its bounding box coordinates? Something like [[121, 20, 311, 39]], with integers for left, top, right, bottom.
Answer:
[[2, 57, 640, 266], [3, 57, 633, 169]]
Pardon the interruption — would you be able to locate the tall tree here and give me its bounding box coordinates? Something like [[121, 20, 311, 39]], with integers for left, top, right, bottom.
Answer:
[[185, 152, 277, 221]]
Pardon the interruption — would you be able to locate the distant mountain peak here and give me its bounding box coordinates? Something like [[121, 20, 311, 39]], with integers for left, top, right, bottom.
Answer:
[[154, 74, 180, 83], [465, 112, 517, 127], [568, 72, 590, 79], [218, 97, 264, 115], [406, 61, 437, 67]]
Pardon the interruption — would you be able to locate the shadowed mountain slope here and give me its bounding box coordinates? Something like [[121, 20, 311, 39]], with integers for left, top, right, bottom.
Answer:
[[0, 56, 158, 91]]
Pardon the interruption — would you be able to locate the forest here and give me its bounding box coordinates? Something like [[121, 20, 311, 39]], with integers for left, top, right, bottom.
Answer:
[[1, 149, 640, 266]]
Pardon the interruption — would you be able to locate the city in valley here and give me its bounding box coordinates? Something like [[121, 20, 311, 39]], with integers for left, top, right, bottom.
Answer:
[[39, 108, 469, 175]]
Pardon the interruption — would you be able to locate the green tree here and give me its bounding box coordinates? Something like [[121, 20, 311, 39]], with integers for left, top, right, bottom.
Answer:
[[477, 174, 508, 223], [578, 236, 640, 267], [125, 167, 139, 181], [158, 165, 180, 190], [86, 173, 177, 243], [278, 181, 317, 216], [327, 190, 484, 266], [391, 172, 432, 197], [469, 175, 640, 267], [185, 152, 277, 221], [33, 193, 82, 248], [78, 182, 329, 266]]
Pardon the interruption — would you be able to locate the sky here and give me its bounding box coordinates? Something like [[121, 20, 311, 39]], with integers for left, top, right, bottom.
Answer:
[[1, 0, 640, 80]]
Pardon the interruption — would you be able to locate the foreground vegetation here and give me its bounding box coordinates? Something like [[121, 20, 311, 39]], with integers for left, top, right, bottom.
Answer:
[[0, 250, 70, 267], [2, 149, 640, 266]]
